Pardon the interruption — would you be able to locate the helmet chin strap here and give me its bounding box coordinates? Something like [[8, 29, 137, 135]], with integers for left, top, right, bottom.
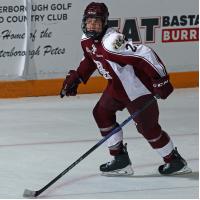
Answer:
[[86, 30, 99, 38], [84, 25, 108, 40], [86, 30, 101, 39]]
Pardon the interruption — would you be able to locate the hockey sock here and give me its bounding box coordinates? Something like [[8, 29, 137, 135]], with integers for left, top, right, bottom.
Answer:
[[163, 150, 176, 163], [109, 141, 124, 156], [144, 130, 175, 163]]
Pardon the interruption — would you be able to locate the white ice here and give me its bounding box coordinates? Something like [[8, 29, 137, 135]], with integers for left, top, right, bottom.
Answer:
[[0, 88, 198, 199]]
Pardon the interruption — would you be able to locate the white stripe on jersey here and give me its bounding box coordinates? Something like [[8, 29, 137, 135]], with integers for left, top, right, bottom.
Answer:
[[104, 44, 166, 77], [106, 60, 151, 101], [102, 30, 166, 77]]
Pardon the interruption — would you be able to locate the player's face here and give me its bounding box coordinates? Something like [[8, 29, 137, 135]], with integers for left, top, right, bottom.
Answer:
[[85, 17, 103, 33]]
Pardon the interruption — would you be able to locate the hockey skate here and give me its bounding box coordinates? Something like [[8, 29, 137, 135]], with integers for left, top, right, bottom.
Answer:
[[158, 147, 192, 175], [100, 144, 134, 176]]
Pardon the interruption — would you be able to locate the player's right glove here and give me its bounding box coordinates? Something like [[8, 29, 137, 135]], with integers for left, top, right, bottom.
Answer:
[[60, 70, 81, 98], [152, 75, 174, 99]]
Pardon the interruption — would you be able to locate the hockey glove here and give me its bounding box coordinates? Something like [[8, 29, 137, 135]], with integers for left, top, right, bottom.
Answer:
[[152, 75, 174, 99], [60, 70, 81, 98]]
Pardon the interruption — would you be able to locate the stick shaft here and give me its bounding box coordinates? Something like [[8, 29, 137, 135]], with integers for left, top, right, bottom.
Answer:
[[34, 96, 157, 197]]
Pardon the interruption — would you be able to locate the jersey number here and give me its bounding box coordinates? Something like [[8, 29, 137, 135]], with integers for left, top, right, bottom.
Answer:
[[125, 43, 138, 52]]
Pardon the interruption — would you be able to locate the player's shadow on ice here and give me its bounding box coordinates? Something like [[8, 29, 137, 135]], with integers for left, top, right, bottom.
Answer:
[[38, 172, 198, 198], [120, 171, 198, 181]]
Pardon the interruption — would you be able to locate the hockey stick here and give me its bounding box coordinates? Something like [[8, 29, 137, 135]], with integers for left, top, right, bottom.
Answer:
[[23, 95, 159, 198]]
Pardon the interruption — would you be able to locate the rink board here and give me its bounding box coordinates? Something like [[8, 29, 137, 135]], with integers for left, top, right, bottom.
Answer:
[[0, 71, 198, 98]]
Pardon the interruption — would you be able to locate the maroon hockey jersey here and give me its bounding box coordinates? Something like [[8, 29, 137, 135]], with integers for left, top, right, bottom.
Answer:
[[77, 28, 168, 104]]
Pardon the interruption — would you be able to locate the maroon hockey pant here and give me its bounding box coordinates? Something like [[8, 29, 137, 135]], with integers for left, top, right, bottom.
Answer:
[[93, 92, 170, 154]]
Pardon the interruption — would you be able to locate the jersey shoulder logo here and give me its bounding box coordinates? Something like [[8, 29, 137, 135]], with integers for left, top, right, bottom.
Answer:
[[102, 31, 126, 52]]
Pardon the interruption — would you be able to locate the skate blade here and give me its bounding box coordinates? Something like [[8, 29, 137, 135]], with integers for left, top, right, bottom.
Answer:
[[101, 165, 134, 177], [172, 165, 192, 175]]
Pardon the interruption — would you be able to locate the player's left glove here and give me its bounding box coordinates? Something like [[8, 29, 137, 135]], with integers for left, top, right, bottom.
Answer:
[[60, 70, 81, 98], [152, 75, 174, 99]]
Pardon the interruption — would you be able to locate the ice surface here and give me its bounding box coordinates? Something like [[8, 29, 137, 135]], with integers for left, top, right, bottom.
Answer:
[[0, 88, 198, 198]]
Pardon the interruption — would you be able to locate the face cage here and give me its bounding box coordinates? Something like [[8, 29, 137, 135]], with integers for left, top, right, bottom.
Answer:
[[81, 17, 107, 39]]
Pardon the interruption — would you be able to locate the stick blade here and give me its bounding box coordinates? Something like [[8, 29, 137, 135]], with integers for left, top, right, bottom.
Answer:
[[23, 189, 37, 198]]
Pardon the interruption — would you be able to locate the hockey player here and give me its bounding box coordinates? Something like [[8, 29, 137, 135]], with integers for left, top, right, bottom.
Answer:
[[60, 2, 191, 176]]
